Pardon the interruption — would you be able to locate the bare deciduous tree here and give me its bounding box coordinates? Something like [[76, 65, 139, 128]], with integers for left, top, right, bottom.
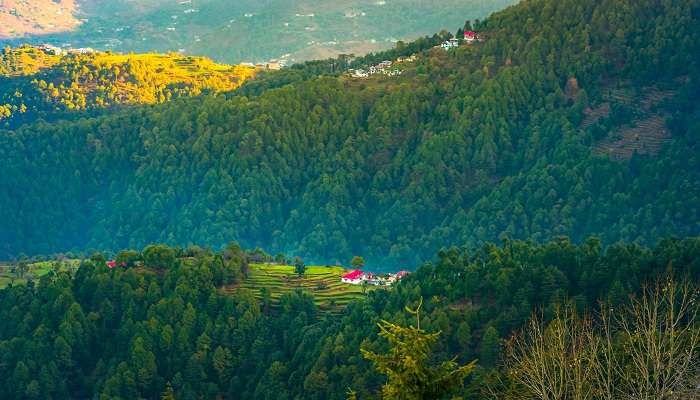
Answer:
[[502, 305, 598, 400], [609, 278, 700, 400], [498, 278, 700, 400]]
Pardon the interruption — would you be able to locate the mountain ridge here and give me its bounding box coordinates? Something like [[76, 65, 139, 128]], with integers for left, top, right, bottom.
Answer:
[[0, 0, 518, 64], [0, 45, 255, 127]]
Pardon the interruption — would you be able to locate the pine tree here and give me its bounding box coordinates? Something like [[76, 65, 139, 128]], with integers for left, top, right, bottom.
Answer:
[[351, 256, 365, 269], [480, 326, 500, 368], [161, 382, 176, 400], [294, 257, 306, 278], [361, 299, 476, 399]]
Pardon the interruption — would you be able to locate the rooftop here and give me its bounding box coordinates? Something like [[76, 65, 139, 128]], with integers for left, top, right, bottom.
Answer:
[[342, 269, 364, 280]]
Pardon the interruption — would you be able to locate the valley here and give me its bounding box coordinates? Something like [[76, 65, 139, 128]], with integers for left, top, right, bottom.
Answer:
[[0, 0, 518, 64], [0, 0, 698, 398]]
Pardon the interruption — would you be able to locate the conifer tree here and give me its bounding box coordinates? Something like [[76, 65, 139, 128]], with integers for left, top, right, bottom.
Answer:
[[361, 299, 476, 399]]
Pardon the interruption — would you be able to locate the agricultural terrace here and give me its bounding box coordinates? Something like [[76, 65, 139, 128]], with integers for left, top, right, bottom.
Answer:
[[223, 264, 375, 313]]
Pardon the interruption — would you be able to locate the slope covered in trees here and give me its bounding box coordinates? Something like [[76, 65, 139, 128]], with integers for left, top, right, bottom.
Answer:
[[0, 236, 698, 399], [0, 46, 255, 127], [1, 0, 699, 266]]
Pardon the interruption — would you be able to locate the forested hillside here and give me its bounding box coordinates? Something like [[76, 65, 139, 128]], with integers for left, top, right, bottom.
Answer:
[[0, 46, 255, 127], [0, 237, 698, 399], [1, 0, 699, 266]]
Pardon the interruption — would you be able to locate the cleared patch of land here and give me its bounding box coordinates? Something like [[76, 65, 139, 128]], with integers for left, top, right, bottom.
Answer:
[[595, 114, 671, 161], [586, 84, 678, 161], [0, 259, 81, 288], [223, 263, 372, 313]]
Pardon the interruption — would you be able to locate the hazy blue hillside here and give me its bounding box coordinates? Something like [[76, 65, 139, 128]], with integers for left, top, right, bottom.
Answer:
[[0, 0, 517, 64], [1, 0, 697, 267]]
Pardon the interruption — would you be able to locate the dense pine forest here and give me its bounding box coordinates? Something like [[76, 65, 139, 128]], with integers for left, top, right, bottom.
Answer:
[[1, 0, 698, 266], [1, 0, 700, 398], [0, 237, 698, 399]]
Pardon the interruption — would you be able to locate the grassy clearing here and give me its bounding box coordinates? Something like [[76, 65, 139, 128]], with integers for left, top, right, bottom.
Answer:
[[0, 260, 81, 289], [224, 263, 373, 312]]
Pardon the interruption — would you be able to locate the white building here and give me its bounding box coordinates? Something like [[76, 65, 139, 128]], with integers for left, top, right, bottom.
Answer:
[[38, 44, 63, 55], [341, 270, 365, 285], [441, 38, 460, 50], [464, 31, 478, 43]]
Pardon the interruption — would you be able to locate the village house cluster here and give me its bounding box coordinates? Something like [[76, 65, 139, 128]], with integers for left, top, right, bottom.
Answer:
[[440, 31, 480, 50], [349, 54, 415, 79], [341, 269, 410, 286], [37, 42, 283, 71], [240, 59, 287, 70], [37, 43, 96, 56]]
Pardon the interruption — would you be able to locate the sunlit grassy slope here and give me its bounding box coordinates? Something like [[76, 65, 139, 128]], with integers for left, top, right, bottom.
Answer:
[[0, 45, 256, 125]]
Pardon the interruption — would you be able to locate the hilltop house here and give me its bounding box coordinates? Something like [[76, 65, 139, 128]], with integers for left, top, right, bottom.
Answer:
[[266, 61, 282, 70], [353, 59, 403, 79], [341, 269, 410, 286], [396, 55, 417, 63], [106, 260, 127, 269], [464, 31, 477, 43], [341, 269, 365, 285], [67, 47, 95, 55], [441, 38, 460, 50], [378, 60, 392, 69], [351, 69, 369, 78], [38, 44, 63, 55]]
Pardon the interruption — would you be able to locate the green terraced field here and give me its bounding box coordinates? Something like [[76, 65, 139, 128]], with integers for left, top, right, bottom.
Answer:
[[224, 263, 372, 312]]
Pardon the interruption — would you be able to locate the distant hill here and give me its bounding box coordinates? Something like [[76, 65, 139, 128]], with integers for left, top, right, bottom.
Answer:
[[0, 0, 518, 64], [0, 0, 82, 38], [0, 45, 255, 127]]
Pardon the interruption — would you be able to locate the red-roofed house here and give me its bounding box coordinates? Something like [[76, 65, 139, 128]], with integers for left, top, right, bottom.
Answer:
[[106, 260, 116, 269], [341, 269, 365, 285], [464, 31, 477, 43], [396, 271, 410, 279]]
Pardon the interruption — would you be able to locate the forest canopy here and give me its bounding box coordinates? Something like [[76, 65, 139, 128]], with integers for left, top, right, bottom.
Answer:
[[0, 236, 698, 399], [0, 0, 698, 268]]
